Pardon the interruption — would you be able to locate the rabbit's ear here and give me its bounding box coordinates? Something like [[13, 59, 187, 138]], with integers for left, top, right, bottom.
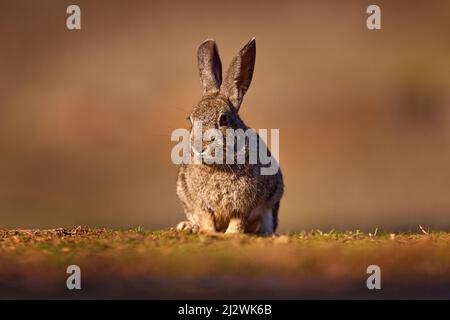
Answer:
[[221, 38, 256, 110], [198, 39, 222, 96]]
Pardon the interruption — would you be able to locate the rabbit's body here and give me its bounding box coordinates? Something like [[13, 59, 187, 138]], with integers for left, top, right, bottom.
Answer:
[[177, 155, 283, 234], [176, 38, 284, 235]]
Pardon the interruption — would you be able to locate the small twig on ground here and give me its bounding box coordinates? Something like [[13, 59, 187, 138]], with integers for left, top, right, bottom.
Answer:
[[419, 225, 429, 235]]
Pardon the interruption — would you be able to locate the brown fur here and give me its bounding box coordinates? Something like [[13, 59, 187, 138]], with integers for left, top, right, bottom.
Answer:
[[176, 38, 284, 235]]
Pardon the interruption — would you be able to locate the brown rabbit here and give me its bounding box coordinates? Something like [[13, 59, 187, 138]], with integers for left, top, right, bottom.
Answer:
[[176, 38, 284, 235]]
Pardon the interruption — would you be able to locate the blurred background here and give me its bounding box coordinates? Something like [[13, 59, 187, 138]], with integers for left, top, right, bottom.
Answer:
[[0, 0, 449, 232]]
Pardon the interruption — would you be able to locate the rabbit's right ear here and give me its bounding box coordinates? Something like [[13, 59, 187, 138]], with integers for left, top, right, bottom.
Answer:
[[220, 38, 256, 111], [197, 39, 222, 96]]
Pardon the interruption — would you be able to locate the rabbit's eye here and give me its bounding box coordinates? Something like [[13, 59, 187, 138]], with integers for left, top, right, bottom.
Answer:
[[219, 113, 229, 127]]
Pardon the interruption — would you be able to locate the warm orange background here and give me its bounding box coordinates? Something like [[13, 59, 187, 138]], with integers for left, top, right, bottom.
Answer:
[[1, 0, 449, 231]]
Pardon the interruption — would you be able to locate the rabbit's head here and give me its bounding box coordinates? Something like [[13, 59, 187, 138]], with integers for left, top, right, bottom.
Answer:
[[188, 38, 256, 160]]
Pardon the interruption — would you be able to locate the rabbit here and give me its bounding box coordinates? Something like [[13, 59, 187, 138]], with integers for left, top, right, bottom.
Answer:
[[176, 38, 284, 235]]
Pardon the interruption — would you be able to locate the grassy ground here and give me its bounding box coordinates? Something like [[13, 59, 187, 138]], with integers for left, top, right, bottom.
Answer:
[[0, 227, 449, 299]]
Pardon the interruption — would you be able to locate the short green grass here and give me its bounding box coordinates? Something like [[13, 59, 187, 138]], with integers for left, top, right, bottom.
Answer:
[[0, 227, 449, 299]]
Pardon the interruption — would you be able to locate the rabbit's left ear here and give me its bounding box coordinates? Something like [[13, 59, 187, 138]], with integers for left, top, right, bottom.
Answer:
[[198, 39, 222, 96], [221, 38, 256, 111]]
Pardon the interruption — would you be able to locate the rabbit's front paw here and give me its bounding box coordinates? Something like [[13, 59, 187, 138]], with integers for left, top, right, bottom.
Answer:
[[176, 221, 200, 234], [225, 218, 245, 234]]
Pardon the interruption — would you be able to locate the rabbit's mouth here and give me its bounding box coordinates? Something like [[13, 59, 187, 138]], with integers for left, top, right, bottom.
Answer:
[[191, 145, 210, 157], [191, 143, 225, 164], [191, 141, 248, 165]]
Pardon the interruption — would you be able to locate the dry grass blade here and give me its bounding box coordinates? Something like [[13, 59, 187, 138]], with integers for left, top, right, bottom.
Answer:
[[419, 225, 429, 235]]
